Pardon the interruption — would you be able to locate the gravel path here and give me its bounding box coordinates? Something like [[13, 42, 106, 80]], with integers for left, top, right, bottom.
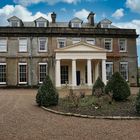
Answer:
[[0, 89, 140, 140]]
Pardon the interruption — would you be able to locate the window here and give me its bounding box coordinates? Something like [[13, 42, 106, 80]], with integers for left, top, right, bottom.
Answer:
[[39, 38, 47, 52], [19, 38, 27, 52], [72, 38, 81, 44], [104, 38, 112, 51], [19, 63, 27, 84], [71, 23, 81, 28], [61, 66, 68, 84], [39, 63, 47, 83], [86, 38, 95, 45], [106, 62, 113, 80], [119, 39, 127, 52], [37, 22, 46, 27], [0, 38, 7, 52], [11, 21, 19, 27], [120, 62, 128, 81], [0, 63, 6, 84], [101, 24, 110, 28], [57, 38, 66, 48]]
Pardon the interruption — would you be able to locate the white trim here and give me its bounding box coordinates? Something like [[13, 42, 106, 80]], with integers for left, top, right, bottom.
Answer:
[[57, 38, 66, 48], [0, 37, 7, 52], [120, 62, 128, 81], [106, 61, 113, 81], [37, 21, 47, 27], [18, 63, 27, 65], [86, 38, 95, 45], [39, 63, 47, 83], [19, 82, 27, 84], [18, 37, 28, 52], [38, 37, 48, 52], [119, 38, 127, 52], [0, 82, 6, 85], [0, 63, 6, 85], [72, 38, 81, 44], [0, 63, 6, 65], [104, 38, 113, 52], [71, 23, 81, 28]]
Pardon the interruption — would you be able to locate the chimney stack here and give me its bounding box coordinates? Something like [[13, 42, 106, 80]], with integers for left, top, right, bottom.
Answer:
[[51, 12, 56, 23], [87, 12, 95, 26]]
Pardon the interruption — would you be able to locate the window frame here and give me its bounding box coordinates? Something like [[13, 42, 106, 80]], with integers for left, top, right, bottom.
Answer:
[[120, 62, 128, 81], [119, 38, 127, 52], [0, 38, 7, 52], [38, 37, 48, 52], [39, 63, 47, 84], [72, 38, 81, 44], [10, 20, 20, 27], [37, 21, 47, 27], [57, 38, 66, 48], [71, 22, 81, 28], [18, 63, 27, 84], [106, 62, 113, 81], [104, 38, 113, 52], [86, 38, 95, 45], [0, 63, 6, 85], [18, 37, 28, 52], [61, 65, 69, 84]]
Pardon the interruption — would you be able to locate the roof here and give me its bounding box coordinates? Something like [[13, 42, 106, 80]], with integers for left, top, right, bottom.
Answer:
[[34, 17, 48, 22], [69, 17, 83, 23], [7, 16, 22, 22]]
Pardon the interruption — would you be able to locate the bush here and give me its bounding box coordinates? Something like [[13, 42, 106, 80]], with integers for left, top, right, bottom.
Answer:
[[36, 75, 58, 107], [92, 77, 105, 97], [105, 72, 131, 101], [136, 89, 140, 114]]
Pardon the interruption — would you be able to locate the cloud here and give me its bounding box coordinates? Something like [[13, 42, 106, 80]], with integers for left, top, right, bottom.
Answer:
[[114, 20, 140, 45], [74, 9, 90, 21], [13, 0, 80, 6], [112, 8, 124, 19], [60, 8, 67, 12], [0, 5, 52, 26], [126, 0, 140, 14]]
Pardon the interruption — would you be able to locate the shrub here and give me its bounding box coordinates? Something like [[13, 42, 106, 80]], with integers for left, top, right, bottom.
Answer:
[[36, 75, 58, 107], [92, 77, 105, 97], [105, 72, 131, 101], [136, 89, 140, 114]]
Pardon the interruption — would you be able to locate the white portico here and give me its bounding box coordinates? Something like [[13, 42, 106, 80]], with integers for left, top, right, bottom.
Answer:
[[55, 42, 107, 88]]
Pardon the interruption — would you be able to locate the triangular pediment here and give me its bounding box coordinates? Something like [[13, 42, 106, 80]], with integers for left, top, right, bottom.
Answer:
[[55, 42, 107, 53]]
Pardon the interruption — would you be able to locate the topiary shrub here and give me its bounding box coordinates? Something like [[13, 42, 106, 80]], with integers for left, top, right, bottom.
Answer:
[[92, 77, 105, 97], [105, 72, 131, 101], [36, 75, 58, 107], [136, 89, 140, 114]]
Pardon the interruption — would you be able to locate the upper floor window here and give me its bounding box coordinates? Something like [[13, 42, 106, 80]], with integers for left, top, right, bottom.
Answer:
[[38, 38, 47, 52], [71, 23, 81, 28], [72, 38, 81, 44], [0, 63, 6, 84], [37, 21, 46, 27], [0, 38, 7, 52], [86, 38, 95, 45], [106, 62, 113, 80], [19, 38, 27, 52], [11, 21, 20, 27], [120, 62, 128, 81], [57, 38, 66, 48], [104, 38, 112, 51], [119, 39, 127, 52]]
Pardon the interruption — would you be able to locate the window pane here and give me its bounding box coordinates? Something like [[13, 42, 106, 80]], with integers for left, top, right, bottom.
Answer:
[[104, 39, 112, 51], [0, 64, 6, 83], [19, 38, 27, 52], [72, 38, 81, 44], [58, 39, 65, 48], [39, 64, 47, 83], [120, 63, 128, 80], [106, 63, 113, 80], [61, 66, 68, 84], [19, 64, 27, 83], [0, 39, 7, 52], [119, 39, 126, 51], [86, 38, 95, 45], [39, 38, 47, 51]]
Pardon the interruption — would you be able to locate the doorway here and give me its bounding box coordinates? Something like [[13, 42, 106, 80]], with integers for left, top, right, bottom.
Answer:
[[76, 71, 80, 85]]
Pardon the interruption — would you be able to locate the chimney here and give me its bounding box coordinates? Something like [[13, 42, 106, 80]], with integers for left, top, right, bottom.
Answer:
[[87, 12, 95, 26], [51, 12, 56, 23]]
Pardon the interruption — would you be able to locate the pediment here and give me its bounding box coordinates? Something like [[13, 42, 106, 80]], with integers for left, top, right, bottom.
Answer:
[[55, 42, 107, 53], [35, 17, 48, 22], [7, 16, 21, 22], [100, 18, 112, 24]]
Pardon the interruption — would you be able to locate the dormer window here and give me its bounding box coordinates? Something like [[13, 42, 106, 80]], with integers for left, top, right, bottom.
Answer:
[[8, 16, 22, 27], [101, 24, 110, 28], [98, 18, 112, 29], [11, 20, 20, 27], [72, 23, 81, 28], [37, 21, 46, 27]]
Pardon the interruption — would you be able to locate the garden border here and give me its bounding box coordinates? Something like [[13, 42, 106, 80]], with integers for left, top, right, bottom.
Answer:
[[41, 106, 140, 120]]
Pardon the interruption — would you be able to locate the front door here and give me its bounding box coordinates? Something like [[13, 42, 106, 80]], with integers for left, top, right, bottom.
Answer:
[[76, 71, 80, 85]]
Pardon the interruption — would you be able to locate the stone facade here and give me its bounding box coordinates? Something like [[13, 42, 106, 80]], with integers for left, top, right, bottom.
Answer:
[[0, 12, 139, 87]]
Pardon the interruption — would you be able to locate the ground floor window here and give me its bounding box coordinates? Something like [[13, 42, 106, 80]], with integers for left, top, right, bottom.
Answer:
[[120, 62, 128, 81], [61, 65, 68, 84], [106, 62, 113, 80], [39, 63, 47, 83], [19, 63, 27, 84], [0, 63, 6, 84]]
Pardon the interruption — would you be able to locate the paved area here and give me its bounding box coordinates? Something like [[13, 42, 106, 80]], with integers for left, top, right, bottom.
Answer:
[[0, 89, 140, 140]]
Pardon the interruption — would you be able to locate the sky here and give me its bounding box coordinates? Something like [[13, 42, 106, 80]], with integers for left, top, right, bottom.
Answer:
[[0, 0, 140, 65]]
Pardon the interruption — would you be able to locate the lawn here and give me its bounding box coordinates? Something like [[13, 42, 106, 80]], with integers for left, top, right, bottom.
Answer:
[[49, 94, 140, 116]]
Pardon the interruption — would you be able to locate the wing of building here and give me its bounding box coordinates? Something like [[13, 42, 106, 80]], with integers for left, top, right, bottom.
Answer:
[[0, 12, 139, 88]]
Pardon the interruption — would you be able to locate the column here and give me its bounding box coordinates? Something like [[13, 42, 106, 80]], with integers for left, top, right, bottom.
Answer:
[[87, 59, 92, 86], [102, 59, 107, 85], [95, 61, 99, 81], [55, 59, 61, 87], [72, 59, 76, 88]]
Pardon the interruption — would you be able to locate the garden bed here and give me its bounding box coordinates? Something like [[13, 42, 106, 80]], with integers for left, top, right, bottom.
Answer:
[[49, 95, 140, 117]]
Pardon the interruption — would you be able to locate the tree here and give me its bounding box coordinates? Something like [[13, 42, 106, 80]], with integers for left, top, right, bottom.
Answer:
[[136, 89, 140, 114], [92, 77, 105, 97], [105, 72, 131, 101], [36, 75, 58, 107]]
